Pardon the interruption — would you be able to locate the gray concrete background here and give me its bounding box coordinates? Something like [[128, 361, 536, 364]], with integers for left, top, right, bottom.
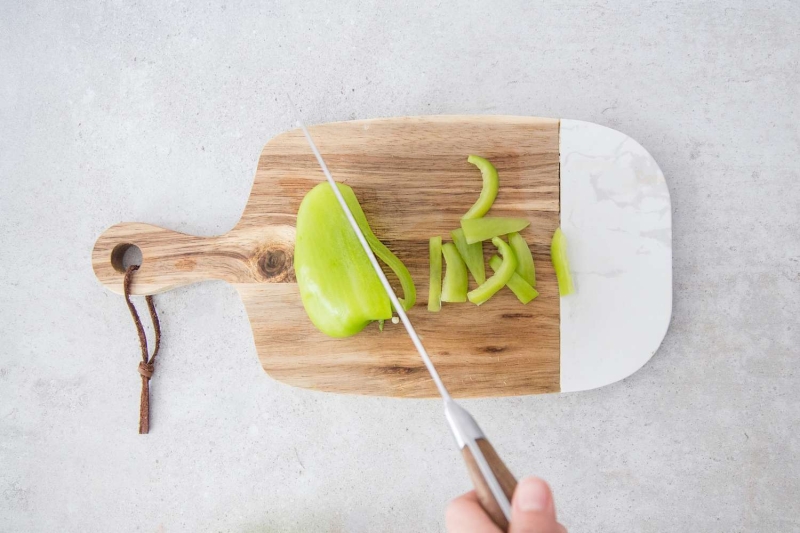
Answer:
[[2, 1, 798, 531]]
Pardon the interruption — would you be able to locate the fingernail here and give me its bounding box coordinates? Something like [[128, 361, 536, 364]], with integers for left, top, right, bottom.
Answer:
[[514, 477, 550, 512]]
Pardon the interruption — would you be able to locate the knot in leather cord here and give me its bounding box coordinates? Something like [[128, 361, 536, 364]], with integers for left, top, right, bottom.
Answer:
[[138, 361, 155, 379]]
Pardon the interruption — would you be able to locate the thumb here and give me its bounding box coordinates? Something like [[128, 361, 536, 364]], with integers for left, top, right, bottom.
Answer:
[[509, 477, 564, 533]]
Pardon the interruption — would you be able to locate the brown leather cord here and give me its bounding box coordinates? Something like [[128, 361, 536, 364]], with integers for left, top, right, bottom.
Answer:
[[123, 265, 161, 434]]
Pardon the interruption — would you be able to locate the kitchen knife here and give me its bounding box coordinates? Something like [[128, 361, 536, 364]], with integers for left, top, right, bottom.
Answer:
[[288, 96, 518, 530]]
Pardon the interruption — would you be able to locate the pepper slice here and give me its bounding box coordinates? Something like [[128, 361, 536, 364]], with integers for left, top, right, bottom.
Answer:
[[551, 227, 575, 296], [450, 228, 486, 285], [428, 236, 443, 312], [295, 183, 393, 337], [468, 237, 518, 305], [508, 232, 536, 287], [489, 255, 539, 304], [462, 155, 500, 220], [340, 185, 416, 311], [441, 242, 468, 303], [460, 217, 530, 244]]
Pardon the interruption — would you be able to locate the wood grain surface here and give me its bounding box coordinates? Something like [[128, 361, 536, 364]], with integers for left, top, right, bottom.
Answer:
[[92, 116, 561, 397]]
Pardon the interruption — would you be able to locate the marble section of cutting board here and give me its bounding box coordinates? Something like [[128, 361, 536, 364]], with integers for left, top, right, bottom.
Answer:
[[559, 119, 672, 393]]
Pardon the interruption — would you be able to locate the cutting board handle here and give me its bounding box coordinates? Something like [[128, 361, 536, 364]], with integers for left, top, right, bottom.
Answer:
[[91, 222, 296, 295]]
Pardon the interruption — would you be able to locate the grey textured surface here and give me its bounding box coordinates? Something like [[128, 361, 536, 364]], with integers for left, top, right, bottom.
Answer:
[[1, 1, 799, 531]]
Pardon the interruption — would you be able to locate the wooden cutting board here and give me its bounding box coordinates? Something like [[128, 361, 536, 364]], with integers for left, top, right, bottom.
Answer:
[[93, 116, 560, 397], [92, 115, 673, 398]]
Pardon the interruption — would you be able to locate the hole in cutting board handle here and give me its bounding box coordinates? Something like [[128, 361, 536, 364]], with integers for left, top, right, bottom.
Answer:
[[110, 243, 143, 273]]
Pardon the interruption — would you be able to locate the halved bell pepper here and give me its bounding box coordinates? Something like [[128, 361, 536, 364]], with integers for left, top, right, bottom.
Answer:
[[462, 155, 499, 220], [294, 183, 415, 337], [468, 237, 517, 305]]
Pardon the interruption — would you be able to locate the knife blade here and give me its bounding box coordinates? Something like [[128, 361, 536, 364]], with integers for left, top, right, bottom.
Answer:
[[287, 96, 517, 529]]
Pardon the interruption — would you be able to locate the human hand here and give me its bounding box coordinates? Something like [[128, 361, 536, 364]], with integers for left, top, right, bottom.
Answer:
[[446, 476, 567, 533]]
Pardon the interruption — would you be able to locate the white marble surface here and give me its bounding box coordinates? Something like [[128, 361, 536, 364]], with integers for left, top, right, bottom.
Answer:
[[2, 2, 799, 532], [560, 119, 672, 392]]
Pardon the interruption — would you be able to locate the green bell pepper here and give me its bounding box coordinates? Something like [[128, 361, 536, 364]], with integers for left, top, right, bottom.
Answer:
[[460, 217, 530, 244], [428, 236, 442, 312], [468, 237, 517, 305], [551, 227, 575, 296], [441, 242, 468, 303], [508, 232, 536, 287], [462, 155, 499, 220], [489, 255, 539, 304], [294, 183, 415, 337], [450, 228, 486, 285]]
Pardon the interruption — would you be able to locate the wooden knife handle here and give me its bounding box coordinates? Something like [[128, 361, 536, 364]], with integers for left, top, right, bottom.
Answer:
[[92, 222, 296, 295], [461, 438, 518, 531]]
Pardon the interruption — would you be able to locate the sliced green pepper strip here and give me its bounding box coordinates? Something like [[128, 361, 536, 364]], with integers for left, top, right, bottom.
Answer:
[[462, 155, 499, 220], [508, 232, 536, 287], [460, 217, 530, 244], [295, 183, 393, 337], [489, 255, 539, 304], [340, 185, 416, 310], [468, 237, 518, 305], [428, 236, 443, 312], [441, 242, 468, 303], [450, 228, 486, 285], [551, 227, 575, 296]]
